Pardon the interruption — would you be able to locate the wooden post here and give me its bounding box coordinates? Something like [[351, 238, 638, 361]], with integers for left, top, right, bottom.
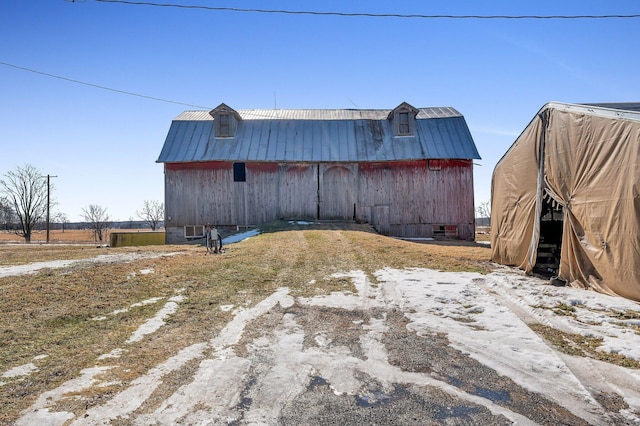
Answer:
[[45, 174, 58, 244]]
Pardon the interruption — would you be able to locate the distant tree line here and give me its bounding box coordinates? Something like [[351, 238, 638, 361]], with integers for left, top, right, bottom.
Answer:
[[1, 163, 164, 243]]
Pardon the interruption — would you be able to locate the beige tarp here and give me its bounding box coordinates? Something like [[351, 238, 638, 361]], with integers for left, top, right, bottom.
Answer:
[[491, 102, 640, 301]]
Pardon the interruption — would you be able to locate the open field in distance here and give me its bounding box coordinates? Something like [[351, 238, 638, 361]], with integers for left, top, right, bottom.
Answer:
[[0, 229, 152, 245]]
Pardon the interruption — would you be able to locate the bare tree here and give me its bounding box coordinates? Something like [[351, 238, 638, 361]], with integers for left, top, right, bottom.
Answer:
[[54, 211, 69, 233], [476, 201, 491, 218], [137, 200, 164, 231], [0, 164, 49, 242], [475, 201, 492, 227], [82, 204, 111, 242]]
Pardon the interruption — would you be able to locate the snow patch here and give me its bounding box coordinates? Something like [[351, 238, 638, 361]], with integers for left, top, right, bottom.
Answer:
[[97, 348, 125, 360], [2, 363, 38, 378], [486, 272, 640, 362], [68, 344, 209, 426], [15, 366, 113, 426], [168, 294, 185, 303], [91, 297, 164, 321], [125, 299, 182, 344], [130, 297, 164, 308], [1, 354, 50, 385], [222, 229, 260, 245], [75, 288, 294, 425], [298, 271, 376, 310], [0, 252, 180, 278], [288, 220, 314, 225]]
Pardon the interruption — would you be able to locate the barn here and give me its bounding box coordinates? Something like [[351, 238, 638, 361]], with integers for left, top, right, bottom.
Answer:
[[491, 102, 640, 301], [157, 102, 480, 244]]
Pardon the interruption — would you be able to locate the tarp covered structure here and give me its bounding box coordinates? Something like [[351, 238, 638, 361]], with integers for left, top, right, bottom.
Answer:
[[491, 102, 640, 301]]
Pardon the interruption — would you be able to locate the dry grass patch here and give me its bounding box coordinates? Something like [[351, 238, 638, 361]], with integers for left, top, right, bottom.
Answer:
[[529, 323, 640, 369], [0, 226, 492, 423], [0, 243, 188, 266], [0, 229, 98, 244], [475, 232, 491, 242], [0, 229, 157, 245]]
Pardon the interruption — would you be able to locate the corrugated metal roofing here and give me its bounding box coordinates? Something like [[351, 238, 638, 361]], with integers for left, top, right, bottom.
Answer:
[[157, 107, 480, 163], [543, 102, 640, 122], [173, 107, 464, 121], [581, 102, 640, 113]]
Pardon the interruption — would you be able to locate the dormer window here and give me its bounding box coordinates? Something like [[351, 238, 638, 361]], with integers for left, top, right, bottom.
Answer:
[[218, 112, 231, 137], [398, 112, 410, 135], [389, 102, 419, 137], [209, 103, 241, 138]]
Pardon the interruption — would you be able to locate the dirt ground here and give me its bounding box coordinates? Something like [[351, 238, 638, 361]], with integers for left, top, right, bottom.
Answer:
[[2, 225, 639, 425]]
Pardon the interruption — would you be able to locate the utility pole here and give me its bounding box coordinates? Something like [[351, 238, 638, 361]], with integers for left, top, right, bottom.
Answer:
[[45, 174, 58, 243]]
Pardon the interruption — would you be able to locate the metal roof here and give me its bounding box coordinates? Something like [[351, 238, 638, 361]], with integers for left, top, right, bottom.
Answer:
[[157, 107, 480, 163], [580, 102, 640, 114], [543, 102, 640, 122]]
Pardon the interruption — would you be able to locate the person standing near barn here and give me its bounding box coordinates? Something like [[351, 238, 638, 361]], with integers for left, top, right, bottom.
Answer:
[[205, 223, 222, 254]]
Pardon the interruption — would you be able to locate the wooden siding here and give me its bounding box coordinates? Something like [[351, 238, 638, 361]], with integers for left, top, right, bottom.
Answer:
[[164, 160, 475, 243], [164, 162, 318, 228], [357, 160, 475, 239], [320, 164, 356, 220], [279, 164, 317, 219]]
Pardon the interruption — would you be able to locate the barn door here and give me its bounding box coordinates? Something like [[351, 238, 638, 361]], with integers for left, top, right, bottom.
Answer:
[[319, 165, 356, 220]]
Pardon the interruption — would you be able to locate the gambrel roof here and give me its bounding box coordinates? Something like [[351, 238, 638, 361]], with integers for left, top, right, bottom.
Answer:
[[157, 103, 480, 163]]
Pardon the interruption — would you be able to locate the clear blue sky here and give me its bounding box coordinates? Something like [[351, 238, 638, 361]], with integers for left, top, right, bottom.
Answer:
[[2, 1, 639, 222]]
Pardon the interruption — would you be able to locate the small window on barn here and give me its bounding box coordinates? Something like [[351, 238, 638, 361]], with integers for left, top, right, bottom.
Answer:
[[184, 225, 205, 239], [398, 112, 410, 135], [218, 113, 231, 137], [233, 162, 246, 182]]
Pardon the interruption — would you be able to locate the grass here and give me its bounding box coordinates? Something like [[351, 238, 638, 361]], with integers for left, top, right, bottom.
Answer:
[[0, 243, 187, 266], [552, 302, 578, 316], [608, 310, 640, 320], [0, 228, 108, 245], [2, 222, 638, 423], [0, 224, 493, 423], [529, 323, 640, 369]]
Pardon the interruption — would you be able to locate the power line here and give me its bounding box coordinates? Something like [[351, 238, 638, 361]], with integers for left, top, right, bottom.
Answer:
[[0, 61, 211, 109], [93, 0, 640, 20], [0, 61, 372, 118]]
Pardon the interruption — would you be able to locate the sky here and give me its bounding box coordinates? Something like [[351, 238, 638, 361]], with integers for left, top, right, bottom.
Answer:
[[1, 1, 639, 222]]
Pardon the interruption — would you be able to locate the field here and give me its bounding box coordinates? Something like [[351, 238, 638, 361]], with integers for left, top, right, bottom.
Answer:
[[1, 222, 639, 425], [0, 228, 146, 245]]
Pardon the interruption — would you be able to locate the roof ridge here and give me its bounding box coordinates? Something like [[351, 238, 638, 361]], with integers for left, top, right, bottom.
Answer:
[[174, 107, 462, 121]]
